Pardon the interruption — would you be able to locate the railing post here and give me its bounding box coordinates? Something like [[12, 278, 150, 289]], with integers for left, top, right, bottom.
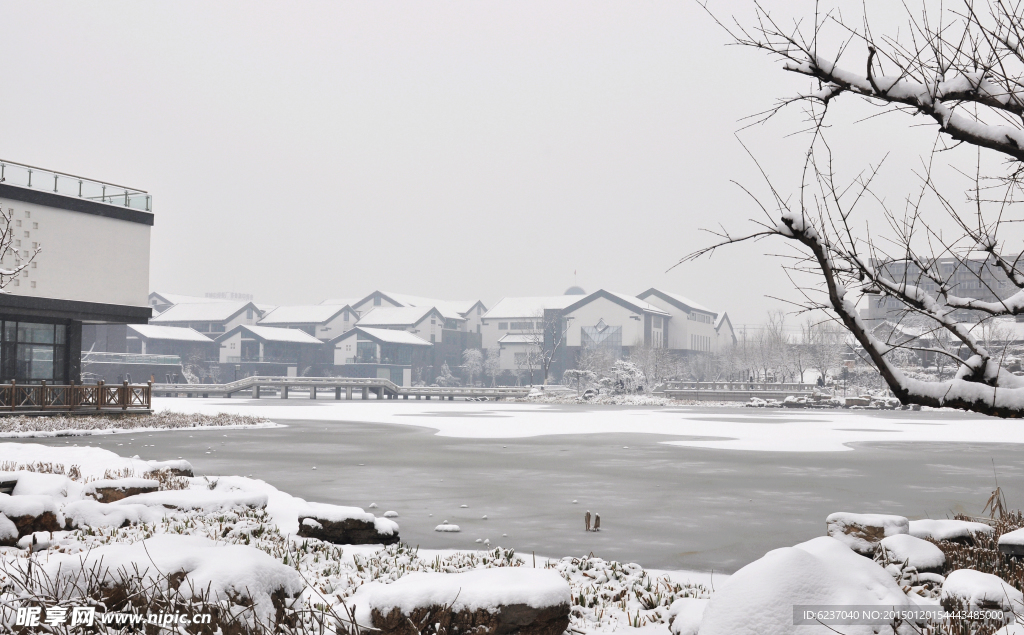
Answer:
[[40, 380, 45, 411], [97, 380, 104, 411], [146, 380, 152, 409], [9, 380, 14, 411]]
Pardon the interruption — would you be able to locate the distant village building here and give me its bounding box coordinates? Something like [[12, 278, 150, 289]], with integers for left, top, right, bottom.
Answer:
[[329, 326, 432, 385], [149, 301, 262, 337], [257, 304, 355, 340], [214, 324, 323, 378], [861, 255, 1016, 325]]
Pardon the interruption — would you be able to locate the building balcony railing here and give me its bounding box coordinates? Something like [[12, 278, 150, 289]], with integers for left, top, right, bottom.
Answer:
[[0, 158, 151, 212], [82, 352, 181, 366]]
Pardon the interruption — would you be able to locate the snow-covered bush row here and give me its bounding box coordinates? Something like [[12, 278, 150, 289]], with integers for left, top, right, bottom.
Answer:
[[0, 410, 273, 438]]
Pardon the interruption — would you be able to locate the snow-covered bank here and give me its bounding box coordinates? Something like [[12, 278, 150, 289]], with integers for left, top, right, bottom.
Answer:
[[0, 410, 280, 439], [152, 397, 1012, 452]]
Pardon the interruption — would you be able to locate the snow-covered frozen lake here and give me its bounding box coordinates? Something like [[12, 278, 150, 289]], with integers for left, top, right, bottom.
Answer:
[[16, 399, 1024, 572]]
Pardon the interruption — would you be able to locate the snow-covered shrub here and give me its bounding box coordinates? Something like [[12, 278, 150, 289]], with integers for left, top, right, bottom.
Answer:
[[610, 360, 646, 394], [434, 362, 461, 387]]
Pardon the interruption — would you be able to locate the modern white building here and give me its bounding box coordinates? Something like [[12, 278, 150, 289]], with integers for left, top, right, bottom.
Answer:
[[0, 159, 153, 383], [257, 304, 355, 340], [561, 290, 671, 353], [635, 288, 719, 353], [334, 291, 484, 332], [480, 295, 578, 351]]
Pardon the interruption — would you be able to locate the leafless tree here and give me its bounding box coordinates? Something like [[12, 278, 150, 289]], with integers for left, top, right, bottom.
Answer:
[[519, 311, 570, 385], [629, 338, 675, 387], [687, 0, 1024, 416], [0, 206, 39, 290], [803, 320, 848, 384]]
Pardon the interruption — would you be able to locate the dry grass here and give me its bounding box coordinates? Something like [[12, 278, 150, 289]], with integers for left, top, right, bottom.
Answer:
[[0, 411, 269, 436]]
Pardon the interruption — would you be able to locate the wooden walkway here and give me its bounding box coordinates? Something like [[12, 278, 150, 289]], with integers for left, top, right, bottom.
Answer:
[[153, 376, 531, 401]]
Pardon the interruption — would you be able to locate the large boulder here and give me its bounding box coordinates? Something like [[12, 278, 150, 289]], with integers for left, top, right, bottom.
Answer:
[[352, 568, 570, 635], [942, 569, 1023, 628], [826, 512, 909, 555], [296, 502, 399, 545], [0, 493, 63, 537], [85, 478, 159, 503], [698, 536, 917, 635]]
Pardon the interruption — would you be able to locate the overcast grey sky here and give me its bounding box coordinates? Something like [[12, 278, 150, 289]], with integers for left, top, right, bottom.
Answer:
[[2, 1, 972, 326]]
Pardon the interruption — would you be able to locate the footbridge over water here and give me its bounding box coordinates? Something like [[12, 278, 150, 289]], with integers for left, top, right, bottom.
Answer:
[[153, 376, 531, 401]]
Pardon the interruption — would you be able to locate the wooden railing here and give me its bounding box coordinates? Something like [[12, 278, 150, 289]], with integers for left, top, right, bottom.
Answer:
[[0, 380, 152, 412]]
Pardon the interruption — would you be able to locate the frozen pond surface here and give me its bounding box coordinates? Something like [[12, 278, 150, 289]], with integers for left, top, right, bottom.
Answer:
[[16, 400, 1024, 572]]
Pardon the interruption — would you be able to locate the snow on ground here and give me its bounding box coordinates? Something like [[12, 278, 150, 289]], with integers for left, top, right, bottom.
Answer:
[[154, 398, 1016, 452]]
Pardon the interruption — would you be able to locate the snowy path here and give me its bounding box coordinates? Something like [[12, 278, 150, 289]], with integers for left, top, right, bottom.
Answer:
[[151, 398, 1005, 452]]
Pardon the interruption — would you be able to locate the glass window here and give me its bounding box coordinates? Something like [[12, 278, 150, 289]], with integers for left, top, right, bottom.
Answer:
[[19, 323, 54, 344], [498, 322, 508, 330], [17, 345, 54, 380]]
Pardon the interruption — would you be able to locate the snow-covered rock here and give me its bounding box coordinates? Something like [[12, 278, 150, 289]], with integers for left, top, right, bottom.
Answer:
[[435, 522, 461, 532], [998, 527, 1024, 556], [667, 597, 708, 635], [909, 518, 993, 543], [878, 534, 945, 572], [942, 569, 1024, 614], [63, 499, 165, 529], [9, 471, 82, 500], [42, 534, 304, 627], [84, 477, 158, 503], [0, 493, 63, 536], [0, 512, 16, 546], [825, 512, 909, 555], [295, 501, 399, 545], [698, 536, 916, 635], [144, 459, 194, 477], [115, 489, 268, 511], [351, 568, 570, 635]]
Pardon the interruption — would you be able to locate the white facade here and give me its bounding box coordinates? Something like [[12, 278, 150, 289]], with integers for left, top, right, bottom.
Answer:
[[563, 295, 660, 349], [1, 198, 150, 308], [636, 289, 721, 353]]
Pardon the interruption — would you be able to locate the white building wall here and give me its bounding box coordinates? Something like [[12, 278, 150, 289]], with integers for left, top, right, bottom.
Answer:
[[316, 310, 353, 340], [481, 317, 542, 350], [332, 332, 358, 365], [563, 298, 646, 348], [685, 314, 718, 353], [218, 332, 243, 363], [639, 298, 689, 350], [0, 199, 150, 307]]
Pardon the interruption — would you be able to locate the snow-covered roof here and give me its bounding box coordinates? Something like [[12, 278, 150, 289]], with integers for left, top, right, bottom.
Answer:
[[151, 301, 254, 323], [348, 327, 432, 346], [258, 305, 347, 325], [150, 293, 227, 306], [357, 306, 439, 327], [221, 325, 323, 344], [483, 296, 578, 319], [498, 334, 535, 344], [319, 297, 361, 307], [127, 325, 213, 343], [715, 312, 732, 331], [637, 288, 715, 314], [602, 291, 671, 316], [562, 290, 670, 317]]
